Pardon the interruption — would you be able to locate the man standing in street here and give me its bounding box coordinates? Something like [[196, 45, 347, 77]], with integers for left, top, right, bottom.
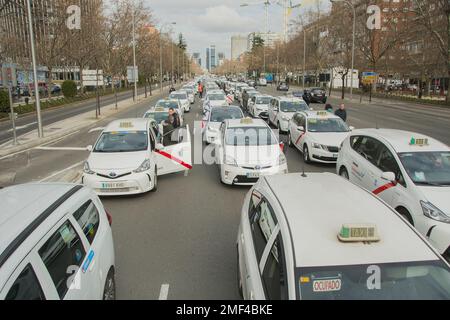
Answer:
[[335, 104, 347, 122]]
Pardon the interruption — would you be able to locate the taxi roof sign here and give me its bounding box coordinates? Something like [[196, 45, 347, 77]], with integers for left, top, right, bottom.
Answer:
[[240, 118, 254, 124], [316, 111, 329, 117], [338, 224, 380, 243], [154, 107, 165, 112], [410, 137, 429, 146], [119, 121, 134, 128]]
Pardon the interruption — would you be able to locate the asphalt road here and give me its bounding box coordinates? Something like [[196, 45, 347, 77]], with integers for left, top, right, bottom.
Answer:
[[1, 84, 450, 299]]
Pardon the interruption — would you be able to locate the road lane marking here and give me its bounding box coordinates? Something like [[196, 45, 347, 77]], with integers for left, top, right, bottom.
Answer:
[[39, 160, 85, 182], [6, 122, 37, 133], [35, 146, 89, 151], [159, 284, 170, 300]]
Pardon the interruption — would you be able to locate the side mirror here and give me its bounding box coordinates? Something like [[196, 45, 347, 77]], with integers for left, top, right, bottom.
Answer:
[[381, 172, 396, 183], [86, 145, 93, 152], [155, 143, 164, 151]]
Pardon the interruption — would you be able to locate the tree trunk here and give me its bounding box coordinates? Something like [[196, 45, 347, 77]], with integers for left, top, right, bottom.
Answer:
[[48, 69, 53, 99]]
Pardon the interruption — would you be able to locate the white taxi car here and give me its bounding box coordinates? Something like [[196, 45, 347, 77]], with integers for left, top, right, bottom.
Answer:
[[337, 129, 450, 259], [215, 118, 288, 185], [248, 94, 272, 119], [169, 91, 190, 112], [0, 183, 115, 300], [288, 110, 353, 164], [203, 90, 229, 113], [180, 88, 195, 104], [268, 97, 310, 133], [143, 106, 184, 127], [237, 172, 450, 300], [153, 99, 184, 122], [83, 119, 192, 196], [203, 106, 244, 144]]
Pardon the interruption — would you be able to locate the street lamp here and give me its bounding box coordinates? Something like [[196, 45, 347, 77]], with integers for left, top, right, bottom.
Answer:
[[330, 0, 356, 101], [159, 22, 176, 92], [26, 0, 43, 138]]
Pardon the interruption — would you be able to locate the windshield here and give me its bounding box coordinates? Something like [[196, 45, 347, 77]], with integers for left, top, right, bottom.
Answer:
[[256, 97, 271, 104], [297, 261, 450, 300], [210, 108, 243, 122], [94, 131, 148, 153], [307, 118, 349, 133], [209, 94, 226, 101], [225, 127, 277, 146], [144, 112, 169, 123], [156, 101, 179, 109], [280, 101, 308, 112], [170, 93, 187, 100], [398, 152, 450, 186]]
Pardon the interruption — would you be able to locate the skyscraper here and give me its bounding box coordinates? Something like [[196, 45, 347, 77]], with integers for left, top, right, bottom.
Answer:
[[206, 48, 210, 71], [192, 52, 201, 67], [231, 35, 248, 60], [210, 45, 216, 70]]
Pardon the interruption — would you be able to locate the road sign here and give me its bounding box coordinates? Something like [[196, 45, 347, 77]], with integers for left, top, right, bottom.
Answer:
[[127, 66, 138, 83], [82, 70, 103, 87], [362, 71, 378, 84]]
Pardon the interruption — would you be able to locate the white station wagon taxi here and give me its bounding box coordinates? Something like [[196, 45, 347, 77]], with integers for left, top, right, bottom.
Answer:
[[288, 110, 353, 163], [0, 183, 115, 300], [215, 118, 288, 185], [237, 173, 450, 300], [268, 96, 309, 133], [337, 129, 450, 259], [83, 119, 192, 196]]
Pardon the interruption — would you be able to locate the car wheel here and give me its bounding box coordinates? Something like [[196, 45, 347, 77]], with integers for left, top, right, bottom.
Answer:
[[151, 168, 158, 192], [339, 167, 349, 180], [303, 145, 311, 163], [237, 247, 243, 299], [287, 132, 293, 147], [397, 208, 414, 226], [103, 268, 116, 300]]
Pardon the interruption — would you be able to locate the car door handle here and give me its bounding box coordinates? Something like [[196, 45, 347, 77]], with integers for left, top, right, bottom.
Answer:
[[352, 162, 359, 168]]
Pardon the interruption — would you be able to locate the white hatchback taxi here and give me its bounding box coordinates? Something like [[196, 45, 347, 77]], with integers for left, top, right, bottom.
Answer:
[[0, 183, 115, 300], [268, 97, 310, 133], [215, 118, 288, 185], [237, 172, 450, 300], [83, 119, 192, 196], [288, 110, 353, 164], [337, 129, 450, 259]]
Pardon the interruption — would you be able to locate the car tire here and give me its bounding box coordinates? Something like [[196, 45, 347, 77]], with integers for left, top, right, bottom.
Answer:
[[103, 268, 116, 300], [237, 247, 243, 299], [287, 132, 293, 148], [151, 168, 158, 192], [397, 208, 414, 226], [303, 145, 311, 163], [339, 167, 349, 180]]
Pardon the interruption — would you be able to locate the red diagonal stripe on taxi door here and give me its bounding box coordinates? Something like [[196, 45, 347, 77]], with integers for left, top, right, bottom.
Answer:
[[295, 133, 305, 146], [373, 182, 396, 195], [155, 150, 193, 170]]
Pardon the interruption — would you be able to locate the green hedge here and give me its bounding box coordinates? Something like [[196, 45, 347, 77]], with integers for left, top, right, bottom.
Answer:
[[62, 80, 77, 98], [0, 90, 10, 113]]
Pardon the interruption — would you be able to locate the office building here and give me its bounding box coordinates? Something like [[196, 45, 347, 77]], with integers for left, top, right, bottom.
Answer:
[[231, 35, 248, 61]]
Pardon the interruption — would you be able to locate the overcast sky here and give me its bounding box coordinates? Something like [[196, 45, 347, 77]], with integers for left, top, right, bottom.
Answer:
[[110, 1, 329, 69]]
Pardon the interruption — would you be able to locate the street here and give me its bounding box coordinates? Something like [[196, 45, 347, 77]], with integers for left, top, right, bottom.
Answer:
[[2, 84, 450, 299]]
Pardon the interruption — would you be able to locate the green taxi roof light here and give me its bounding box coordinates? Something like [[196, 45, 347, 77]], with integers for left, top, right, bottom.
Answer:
[[338, 224, 380, 243]]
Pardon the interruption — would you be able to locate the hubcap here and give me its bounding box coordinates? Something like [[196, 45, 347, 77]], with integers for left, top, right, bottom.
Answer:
[[104, 277, 115, 300]]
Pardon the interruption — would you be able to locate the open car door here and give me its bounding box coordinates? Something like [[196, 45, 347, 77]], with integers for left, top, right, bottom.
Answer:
[[155, 125, 192, 176]]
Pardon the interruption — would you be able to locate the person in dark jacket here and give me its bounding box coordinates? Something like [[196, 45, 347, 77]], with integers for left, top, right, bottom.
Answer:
[[335, 104, 347, 122], [242, 89, 249, 110]]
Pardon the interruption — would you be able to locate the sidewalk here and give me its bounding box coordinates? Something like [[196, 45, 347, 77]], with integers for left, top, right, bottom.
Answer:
[[0, 83, 178, 159]]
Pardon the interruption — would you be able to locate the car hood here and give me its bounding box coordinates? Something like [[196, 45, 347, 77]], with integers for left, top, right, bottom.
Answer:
[[418, 187, 450, 215], [225, 145, 282, 167], [307, 132, 350, 147], [209, 100, 227, 107], [255, 104, 269, 110], [88, 151, 149, 171]]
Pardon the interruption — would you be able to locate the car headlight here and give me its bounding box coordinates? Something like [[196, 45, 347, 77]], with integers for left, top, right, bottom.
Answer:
[[278, 154, 287, 166], [83, 161, 95, 175], [224, 155, 238, 167], [421, 201, 450, 223], [312, 143, 323, 149], [134, 159, 151, 173]]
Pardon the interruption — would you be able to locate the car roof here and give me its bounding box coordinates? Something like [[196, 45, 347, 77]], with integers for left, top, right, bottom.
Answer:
[[300, 110, 340, 119], [0, 183, 79, 264], [275, 96, 304, 102], [352, 128, 449, 153], [170, 91, 187, 95], [263, 173, 439, 267], [104, 118, 149, 132], [226, 118, 268, 128]]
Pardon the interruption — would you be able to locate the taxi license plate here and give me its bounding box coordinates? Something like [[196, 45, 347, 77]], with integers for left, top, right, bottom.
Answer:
[[101, 182, 125, 189], [247, 172, 260, 178]]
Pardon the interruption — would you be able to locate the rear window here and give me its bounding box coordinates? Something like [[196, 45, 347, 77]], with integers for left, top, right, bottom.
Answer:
[[73, 201, 100, 244], [5, 264, 45, 300]]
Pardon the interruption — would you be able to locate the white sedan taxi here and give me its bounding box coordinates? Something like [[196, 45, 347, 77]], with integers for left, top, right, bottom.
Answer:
[[83, 119, 192, 196], [169, 91, 190, 112], [237, 172, 450, 300], [215, 118, 288, 185], [203, 106, 244, 144], [143, 106, 184, 127], [288, 110, 353, 164], [337, 129, 450, 259]]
